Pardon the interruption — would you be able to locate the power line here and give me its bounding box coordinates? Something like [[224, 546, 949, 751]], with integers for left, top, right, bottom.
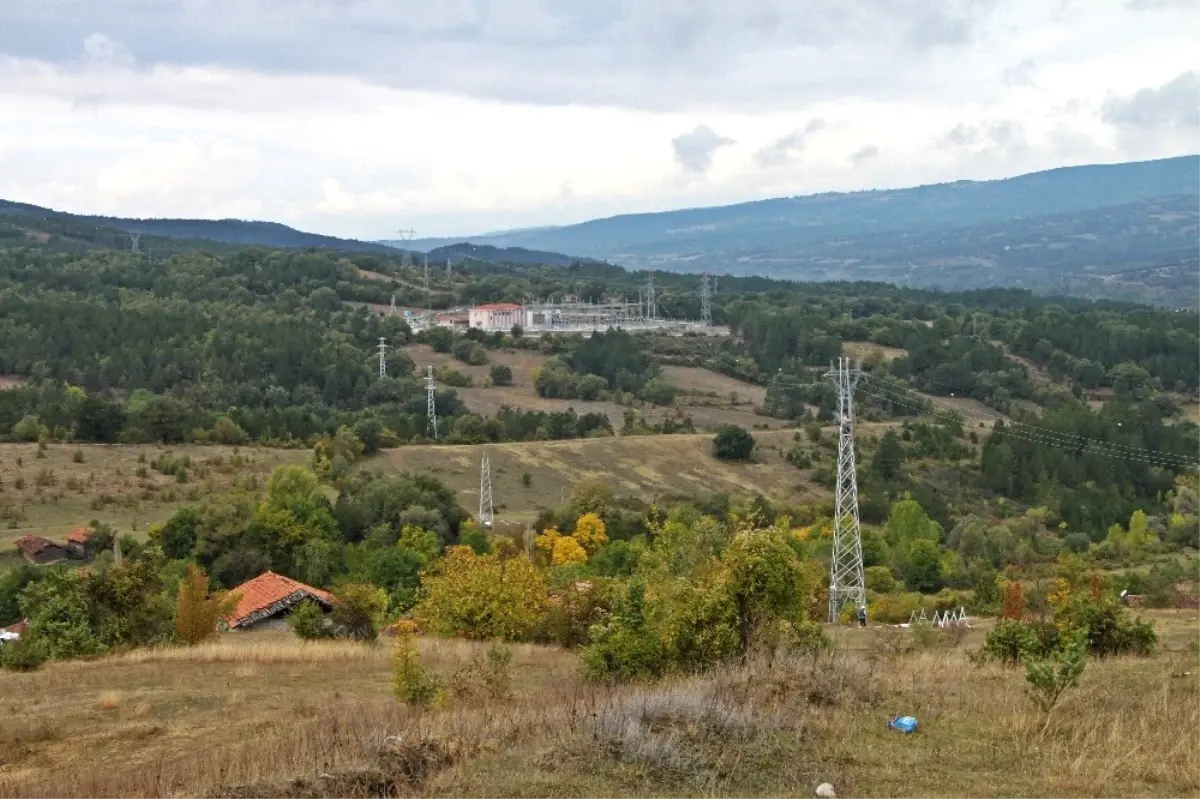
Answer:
[[855, 376, 1199, 469], [858, 372, 1199, 466]]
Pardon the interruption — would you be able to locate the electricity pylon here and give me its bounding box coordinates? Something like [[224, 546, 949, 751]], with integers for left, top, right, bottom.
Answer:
[[129, 232, 140, 253], [825, 357, 866, 623], [425, 365, 438, 439], [479, 452, 494, 528], [700, 273, 712, 326], [377, 337, 387, 379]]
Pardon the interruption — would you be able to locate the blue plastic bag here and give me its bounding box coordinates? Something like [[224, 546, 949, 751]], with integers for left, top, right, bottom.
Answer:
[[888, 715, 918, 733]]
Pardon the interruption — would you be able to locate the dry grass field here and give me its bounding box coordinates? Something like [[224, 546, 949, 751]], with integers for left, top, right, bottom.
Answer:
[[374, 428, 838, 522], [402, 345, 786, 432], [1, 611, 1195, 798], [0, 443, 307, 553]]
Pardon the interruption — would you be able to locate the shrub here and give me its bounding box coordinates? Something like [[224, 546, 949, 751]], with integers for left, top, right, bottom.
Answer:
[[582, 581, 667, 681], [393, 634, 443, 707], [785, 447, 812, 469], [0, 636, 47, 671], [288, 599, 334, 640], [1025, 630, 1087, 715], [175, 565, 237, 645], [331, 583, 389, 642], [449, 643, 514, 703], [489, 364, 513, 386], [981, 619, 1040, 665], [713, 425, 755, 461], [72, 449, 85, 464]]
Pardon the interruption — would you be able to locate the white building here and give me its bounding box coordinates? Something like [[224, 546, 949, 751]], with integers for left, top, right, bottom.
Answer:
[[469, 303, 524, 331]]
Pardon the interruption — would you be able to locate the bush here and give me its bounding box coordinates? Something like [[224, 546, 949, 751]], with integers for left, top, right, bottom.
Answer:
[[981, 619, 1039, 665], [331, 584, 389, 642], [0, 636, 47, 671], [288, 599, 334, 640], [785, 446, 812, 469], [489, 364, 513, 386], [713, 425, 755, 461], [1024, 630, 1087, 714], [393, 634, 443, 707], [414, 547, 548, 641]]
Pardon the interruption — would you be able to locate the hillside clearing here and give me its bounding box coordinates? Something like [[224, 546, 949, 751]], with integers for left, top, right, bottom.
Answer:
[[0, 444, 307, 553], [374, 429, 832, 521], [403, 345, 785, 432]]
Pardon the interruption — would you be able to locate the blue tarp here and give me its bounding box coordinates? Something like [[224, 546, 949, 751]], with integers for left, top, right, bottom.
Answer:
[[888, 716, 919, 733]]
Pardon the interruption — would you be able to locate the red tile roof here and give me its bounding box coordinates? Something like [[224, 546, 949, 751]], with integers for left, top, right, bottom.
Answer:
[[14, 535, 66, 557], [4, 619, 28, 637], [473, 303, 523, 311], [66, 527, 92, 545], [226, 571, 334, 629]]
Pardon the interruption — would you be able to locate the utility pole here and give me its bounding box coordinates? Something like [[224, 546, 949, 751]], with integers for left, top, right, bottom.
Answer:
[[425, 365, 438, 439], [479, 452, 494, 529], [446, 258, 452, 278], [129, 232, 140, 254], [700, 273, 712, 327], [824, 357, 866, 624], [377, 337, 387, 379]]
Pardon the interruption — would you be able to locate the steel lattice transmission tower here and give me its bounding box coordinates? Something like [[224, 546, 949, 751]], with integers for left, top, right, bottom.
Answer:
[[425, 365, 438, 439], [646, 272, 656, 321], [479, 452, 494, 529], [129, 232, 140, 253], [377, 337, 388, 379], [700, 273, 712, 326], [824, 357, 866, 623]]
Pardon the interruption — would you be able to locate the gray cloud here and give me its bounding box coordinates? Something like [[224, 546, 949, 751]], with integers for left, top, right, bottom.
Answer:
[[0, 0, 1003, 112], [672, 125, 734, 173], [939, 120, 1025, 150], [754, 118, 825, 168], [1101, 71, 1200, 132], [850, 145, 879, 165]]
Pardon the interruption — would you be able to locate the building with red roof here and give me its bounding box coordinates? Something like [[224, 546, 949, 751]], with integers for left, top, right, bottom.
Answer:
[[65, 527, 92, 557], [14, 535, 69, 565], [225, 571, 335, 630]]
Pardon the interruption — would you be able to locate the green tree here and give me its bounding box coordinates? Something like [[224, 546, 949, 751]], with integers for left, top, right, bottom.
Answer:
[[902, 538, 944, 592], [415, 546, 549, 641], [489, 364, 513, 386], [872, 430, 905, 481], [713, 425, 755, 461], [175, 564, 236, 645], [330, 583, 389, 641], [288, 598, 333, 640]]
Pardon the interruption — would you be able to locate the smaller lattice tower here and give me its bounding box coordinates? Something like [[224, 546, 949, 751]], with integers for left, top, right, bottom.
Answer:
[[700, 273, 712, 326], [377, 337, 387, 379], [129, 232, 140, 253], [479, 452, 494, 528], [425, 365, 438, 439]]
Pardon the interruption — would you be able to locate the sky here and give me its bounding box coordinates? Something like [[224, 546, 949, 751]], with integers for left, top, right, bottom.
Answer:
[[0, 0, 1197, 240]]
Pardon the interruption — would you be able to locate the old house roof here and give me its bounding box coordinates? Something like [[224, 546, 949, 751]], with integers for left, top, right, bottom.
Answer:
[[473, 303, 523, 311], [226, 571, 334, 629], [14, 535, 66, 558], [66, 527, 92, 545], [3, 614, 28, 633]]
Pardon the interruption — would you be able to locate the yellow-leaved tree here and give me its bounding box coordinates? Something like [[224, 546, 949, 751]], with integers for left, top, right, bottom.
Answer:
[[552, 535, 587, 566], [175, 565, 239, 645], [572, 512, 608, 555], [414, 546, 548, 641]]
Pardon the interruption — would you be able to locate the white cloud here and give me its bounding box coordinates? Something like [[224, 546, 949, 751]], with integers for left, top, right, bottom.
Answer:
[[0, 1, 1195, 238]]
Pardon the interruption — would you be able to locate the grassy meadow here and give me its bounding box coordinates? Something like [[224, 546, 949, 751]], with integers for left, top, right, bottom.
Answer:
[[0, 611, 1195, 798]]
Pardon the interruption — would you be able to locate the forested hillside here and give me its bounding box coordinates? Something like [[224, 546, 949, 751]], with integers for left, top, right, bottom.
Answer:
[[405, 156, 1200, 305], [0, 199, 396, 254]]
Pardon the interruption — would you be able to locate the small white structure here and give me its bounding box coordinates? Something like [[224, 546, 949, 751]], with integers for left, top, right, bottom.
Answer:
[[469, 303, 523, 332]]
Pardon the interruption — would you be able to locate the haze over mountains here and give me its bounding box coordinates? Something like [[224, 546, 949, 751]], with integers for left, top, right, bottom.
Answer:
[[2, 155, 1196, 306]]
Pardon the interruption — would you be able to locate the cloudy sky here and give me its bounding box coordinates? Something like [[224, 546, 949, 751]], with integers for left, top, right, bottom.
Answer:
[[0, 0, 1196, 239]]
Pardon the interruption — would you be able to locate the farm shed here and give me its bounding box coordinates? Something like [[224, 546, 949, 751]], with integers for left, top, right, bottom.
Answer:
[[226, 571, 334, 630]]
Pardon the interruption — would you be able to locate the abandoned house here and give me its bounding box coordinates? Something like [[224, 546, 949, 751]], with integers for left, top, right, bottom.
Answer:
[[225, 571, 334, 631], [14, 535, 69, 565]]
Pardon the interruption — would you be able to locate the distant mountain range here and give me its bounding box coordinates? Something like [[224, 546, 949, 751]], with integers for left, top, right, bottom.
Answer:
[[395, 155, 1200, 302], [0, 199, 396, 254], [386, 241, 600, 268]]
